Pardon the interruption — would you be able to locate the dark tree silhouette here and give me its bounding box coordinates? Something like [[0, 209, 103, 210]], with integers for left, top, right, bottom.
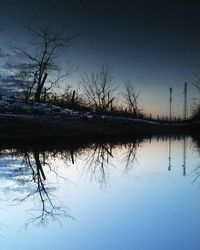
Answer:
[[123, 80, 140, 117], [81, 66, 116, 112], [10, 27, 76, 102]]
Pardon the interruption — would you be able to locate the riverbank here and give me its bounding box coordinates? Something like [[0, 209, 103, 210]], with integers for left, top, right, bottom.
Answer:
[[0, 98, 199, 141], [0, 112, 198, 140]]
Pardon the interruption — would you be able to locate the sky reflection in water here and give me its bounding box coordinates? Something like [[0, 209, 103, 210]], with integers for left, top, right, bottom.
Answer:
[[0, 137, 200, 250]]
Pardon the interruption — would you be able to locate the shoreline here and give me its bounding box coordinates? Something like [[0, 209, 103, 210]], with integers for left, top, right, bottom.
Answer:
[[0, 113, 199, 143]]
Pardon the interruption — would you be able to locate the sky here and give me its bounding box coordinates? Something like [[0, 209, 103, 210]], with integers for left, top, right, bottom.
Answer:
[[0, 0, 200, 116]]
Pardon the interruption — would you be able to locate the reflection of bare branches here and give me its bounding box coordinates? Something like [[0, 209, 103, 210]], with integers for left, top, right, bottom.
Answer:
[[24, 196, 72, 228], [123, 142, 138, 176], [83, 143, 113, 189], [9, 149, 73, 227], [0, 139, 144, 227], [81, 140, 140, 188]]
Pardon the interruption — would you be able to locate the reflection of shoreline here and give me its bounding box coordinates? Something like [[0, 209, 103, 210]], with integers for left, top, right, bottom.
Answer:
[[0, 134, 189, 151], [0, 135, 198, 229]]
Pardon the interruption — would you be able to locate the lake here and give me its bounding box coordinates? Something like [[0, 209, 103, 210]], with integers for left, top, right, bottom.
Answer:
[[0, 136, 200, 250]]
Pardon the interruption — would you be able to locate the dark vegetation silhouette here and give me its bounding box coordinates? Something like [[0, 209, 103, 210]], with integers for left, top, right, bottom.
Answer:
[[0, 25, 199, 140], [123, 80, 141, 117], [1, 27, 144, 118], [80, 65, 115, 113], [37, 66, 144, 118], [8, 27, 76, 102]]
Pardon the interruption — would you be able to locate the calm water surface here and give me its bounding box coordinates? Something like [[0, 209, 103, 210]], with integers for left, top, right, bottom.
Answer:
[[0, 137, 200, 250]]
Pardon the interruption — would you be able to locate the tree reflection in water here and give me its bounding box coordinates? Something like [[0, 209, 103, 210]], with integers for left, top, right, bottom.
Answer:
[[0, 140, 141, 227], [123, 141, 139, 176], [83, 143, 113, 189], [5, 149, 74, 228], [81, 139, 141, 188], [0, 136, 199, 229]]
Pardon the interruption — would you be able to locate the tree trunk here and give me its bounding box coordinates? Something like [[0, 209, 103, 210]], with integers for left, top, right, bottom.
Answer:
[[35, 72, 48, 102]]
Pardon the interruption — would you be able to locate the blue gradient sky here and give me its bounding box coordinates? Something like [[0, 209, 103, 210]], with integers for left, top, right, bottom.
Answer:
[[0, 0, 200, 116]]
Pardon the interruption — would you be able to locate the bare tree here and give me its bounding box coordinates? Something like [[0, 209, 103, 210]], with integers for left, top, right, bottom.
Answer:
[[10, 27, 76, 102], [123, 80, 140, 117], [80, 66, 116, 112]]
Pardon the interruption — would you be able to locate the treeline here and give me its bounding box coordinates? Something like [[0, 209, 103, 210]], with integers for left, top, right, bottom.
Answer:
[[23, 66, 144, 118], [1, 27, 143, 118], [1, 26, 200, 120]]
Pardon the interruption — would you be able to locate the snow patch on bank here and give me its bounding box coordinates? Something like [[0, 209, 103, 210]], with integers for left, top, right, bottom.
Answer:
[[0, 97, 74, 116]]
